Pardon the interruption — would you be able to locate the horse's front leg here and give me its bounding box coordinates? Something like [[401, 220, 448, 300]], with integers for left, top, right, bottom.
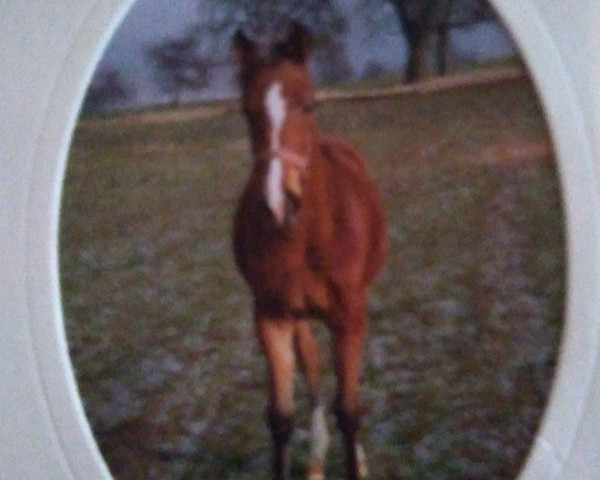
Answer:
[[331, 310, 369, 480], [256, 316, 297, 480], [294, 320, 330, 480]]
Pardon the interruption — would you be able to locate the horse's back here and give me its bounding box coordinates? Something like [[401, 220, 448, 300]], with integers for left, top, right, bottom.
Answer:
[[320, 135, 369, 175]]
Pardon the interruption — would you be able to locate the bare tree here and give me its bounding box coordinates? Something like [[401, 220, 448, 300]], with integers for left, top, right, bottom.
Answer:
[[313, 37, 354, 85], [386, 0, 497, 82], [197, 0, 348, 80], [82, 68, 132, 114], [147, 28, 210, 106]]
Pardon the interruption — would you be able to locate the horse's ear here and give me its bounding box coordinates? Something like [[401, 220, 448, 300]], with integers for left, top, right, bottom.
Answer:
[[233, 29, 256, 64], [278, 22, 312, 63]]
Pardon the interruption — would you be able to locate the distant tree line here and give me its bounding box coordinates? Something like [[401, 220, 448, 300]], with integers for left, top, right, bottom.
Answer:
[[194, 0, 497, 83], [85, 0, 502, 112]]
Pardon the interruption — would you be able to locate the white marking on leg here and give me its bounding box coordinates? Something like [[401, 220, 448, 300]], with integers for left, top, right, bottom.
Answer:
[[264, 82, 287, 224], [310, 403, 330, 460], [356, 443, 368, 479], [307, 403, 329, 480]]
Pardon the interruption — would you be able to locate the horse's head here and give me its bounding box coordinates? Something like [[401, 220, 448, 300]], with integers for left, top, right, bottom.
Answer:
[[233, 22, 317, 226]]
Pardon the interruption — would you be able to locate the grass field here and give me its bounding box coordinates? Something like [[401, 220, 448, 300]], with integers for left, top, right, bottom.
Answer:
[[60, 74, 564, 480]]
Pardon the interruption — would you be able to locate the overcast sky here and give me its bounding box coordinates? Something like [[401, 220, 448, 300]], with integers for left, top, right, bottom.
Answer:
[[94, 0, 516, 107]]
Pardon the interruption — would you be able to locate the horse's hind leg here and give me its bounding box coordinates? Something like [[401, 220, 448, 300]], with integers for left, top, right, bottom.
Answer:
[[256, 317, 297, 480], [294, 320, 330, 480], [331, 309, 369, 480]]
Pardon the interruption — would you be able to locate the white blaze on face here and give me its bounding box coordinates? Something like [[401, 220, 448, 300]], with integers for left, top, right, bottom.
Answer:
[[264, 82, 287, 224]]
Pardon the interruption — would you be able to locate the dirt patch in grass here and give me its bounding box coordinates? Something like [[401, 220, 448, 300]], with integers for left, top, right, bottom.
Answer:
[[61, 76, 564, 480]]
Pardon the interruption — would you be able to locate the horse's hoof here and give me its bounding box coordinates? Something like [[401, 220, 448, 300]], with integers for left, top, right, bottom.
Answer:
[[358, 459, 368, 479], [356, 444, 368, 479], [306, 459, 325, 480]]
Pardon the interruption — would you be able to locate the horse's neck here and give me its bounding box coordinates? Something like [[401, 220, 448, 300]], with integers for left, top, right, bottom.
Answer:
[[303, 143, 337, 226]]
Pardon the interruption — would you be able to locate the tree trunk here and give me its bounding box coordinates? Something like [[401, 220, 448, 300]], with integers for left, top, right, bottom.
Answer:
[[435, 21, 449, 76], [404, 27, 433, 83], [391, 0, 439, 84]]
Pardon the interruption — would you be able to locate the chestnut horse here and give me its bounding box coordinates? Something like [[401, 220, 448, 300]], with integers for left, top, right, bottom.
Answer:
[[232, 23, 388, 480]]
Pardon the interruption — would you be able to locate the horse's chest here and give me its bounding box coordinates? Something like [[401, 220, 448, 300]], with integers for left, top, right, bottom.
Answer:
[[237, 195, 328, 267], [243, 231, 327, 279], [236, 217, 332, 316]]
